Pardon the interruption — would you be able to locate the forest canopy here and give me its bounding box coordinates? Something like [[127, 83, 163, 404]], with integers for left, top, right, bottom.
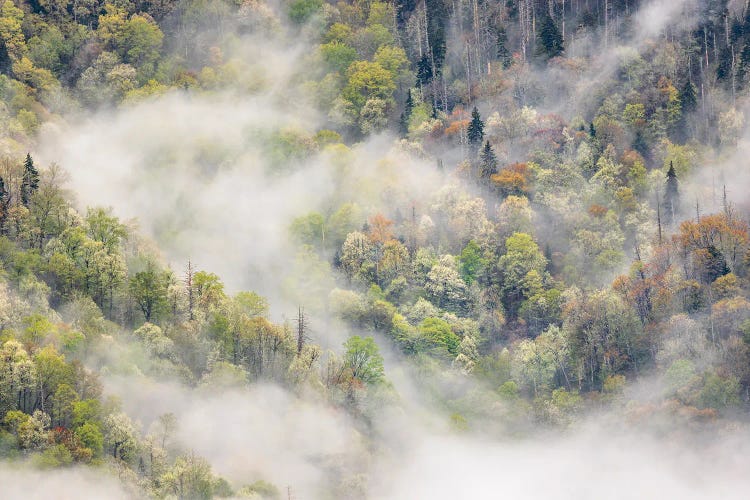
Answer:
[[1, 0, 750, 498]]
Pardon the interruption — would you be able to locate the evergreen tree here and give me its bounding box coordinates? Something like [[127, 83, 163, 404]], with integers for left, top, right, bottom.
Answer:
[[737, 41, 750, 84], [676, 80, 697, 141], [0, 176, 7, 233], [716, 47, 733, 82], [663, 161, 679, 226], [467, 107, 484, 152], [496, 25, 512, 68], [21, 153, 39, 207], [632, 130, 650, 161], [537, 14, 563, 59], [399, 89, 414, 136], [417, 55, 433, 86], [479, 141, 498, 179], [701, 244, 730, 284], [680, 80, 697, 114]]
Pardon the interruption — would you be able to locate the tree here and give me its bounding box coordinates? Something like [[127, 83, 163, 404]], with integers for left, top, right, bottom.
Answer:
[[343, 335, 384, 385], [459, 240, 486, 284], [0, 175, 8, 232], [129, 262, 170, 322], [342, 60, 396, 118], [663, 162, 679, 226], [103, 412, 138, 462], [75, 422, 103, 457], [0, 340, 37, 416], [288, 0, 323, 24], [680, 80, 697, 114], [340, 231, 374, 281], [20, 153, 39, 207], [400, 88, 414, 135], [416, 54, 432, 85], [499, 233, 548, 317], [425, 256, 469, 312], [467, 107, 484, 152], [0, 0, 25, 67], [479, 141, 498, 179], [417, 317, 460, 358], [86, 207, 127, 252], [537, 14, 563, 59], [496, 24, 511, 68]]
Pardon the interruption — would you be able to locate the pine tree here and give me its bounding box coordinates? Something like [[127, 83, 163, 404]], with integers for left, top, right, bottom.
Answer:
[[467, 107, 484, 152], [680, 80, 697, 114], [663, 161, 679, 226], [417, 55, 433, 86], [738, 41, 750, 84], [0, 176, 7, 234], [496, 25, 512, 68], [479, 141, 498, 179], [632, 130, 649, 161], [21, 153, 39, 206], [537, 14, 563, 59], [676, 80, 697, 141], [399, 89, 414, 136]]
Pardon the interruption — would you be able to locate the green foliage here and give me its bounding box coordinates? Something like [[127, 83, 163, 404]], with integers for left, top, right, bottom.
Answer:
[[320, 42, 357, 73], [343, 335, 385, 385], [698, 372, 740, 411], [459, 240, 485, 284], [129, 262, 171, 322], [75, 422, 103, 457], [417, 317, 460, 358], [33, 443, 73, 468], [288, 0, 323, 24]]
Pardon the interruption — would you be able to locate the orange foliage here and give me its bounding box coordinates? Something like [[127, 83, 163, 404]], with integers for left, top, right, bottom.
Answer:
[[491, 162, 530, 196], [444, 119, 469, 136], [588, 204, 608, 218], [620, 149, 645, 169], [677, 213, 749, 270], [368, 213, 394, 245]]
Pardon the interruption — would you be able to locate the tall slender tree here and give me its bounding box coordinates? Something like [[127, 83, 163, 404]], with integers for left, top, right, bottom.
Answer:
[[0, 176, 7, 234], [20, 153, 39, 207], [663, 161, 680, 226], [467, 107, 484, 153], [399, 89, 414, 136], [479, 141, 498, 179]]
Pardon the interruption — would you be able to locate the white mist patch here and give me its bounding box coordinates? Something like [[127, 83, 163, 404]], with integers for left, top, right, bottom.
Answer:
[[103, 375, 365, 494], [37, 91, 331, 296], [371, 428, 750, 500], [0, 465, 133, 500], [635, 0, 698, 39]]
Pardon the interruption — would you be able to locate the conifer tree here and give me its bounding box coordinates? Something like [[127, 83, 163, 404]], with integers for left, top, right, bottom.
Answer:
[[676, 80, 697, 141], [738, 41, 750, 84], [21, 153, 39, 207], [479, 141, 498, 179], [680, 80, 697, 114], [0, 176, 7, 233], [417, 55, 432, 86], [663, 161, 679, 226], [399, 89, 414, 136], [496, 25, 511, 68], [537, 14, 563, 59], [467, 107, 484, 153]]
